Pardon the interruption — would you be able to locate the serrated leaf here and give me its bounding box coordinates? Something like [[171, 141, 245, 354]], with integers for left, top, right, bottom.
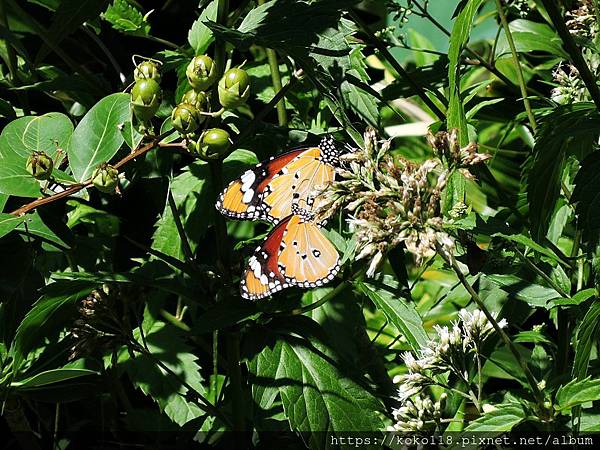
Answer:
[[252, 330, 384, 448], [550, 289, 596, 308], [556, 377, 600, 411], [528, 103, 600, 241], [67, 93, 131, 181], [188, 0, 218, 54], [103, 0, 150, 35], [357, 281, 428, 352], [0, 112, 73, 197], [120, 322, 206, 426], [11, 281, 95, 373]]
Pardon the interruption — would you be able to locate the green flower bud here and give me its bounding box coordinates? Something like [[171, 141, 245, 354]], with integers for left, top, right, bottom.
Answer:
[[131, 79, 162, 122], [171, 103, 201, 135], [196, 128, 231, 159], [26, 151, 54, 180], [186, 55, 218, 91], [181, 89, 209, 113], [218, 68, 250, 108], [134, 60, 161, 82], [92, 163, 119, 194]]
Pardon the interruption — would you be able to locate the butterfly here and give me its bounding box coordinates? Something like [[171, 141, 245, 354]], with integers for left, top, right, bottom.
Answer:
[[216, 136, 340, 225], [239, 204, 340, 300]]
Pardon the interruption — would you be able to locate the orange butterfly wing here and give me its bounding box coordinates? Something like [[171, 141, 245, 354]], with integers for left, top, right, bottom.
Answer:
[[216, 149, 306, 222], [217, 137, 339, 224], [262, 148, 336, 222], [240, 214, 340, 300], [240, 216, 291, 300], [278, 215, 340, 287]]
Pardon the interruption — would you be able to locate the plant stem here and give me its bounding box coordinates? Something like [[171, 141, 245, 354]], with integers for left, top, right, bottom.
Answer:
[[511, 246, 570, 298], [437, 244, 547, 411], [131, 341, 232, 427], [258, 1, 287, 126], [348, 10, 446, 122], [159, 308, 191, 331], [10, 130, 175, 216], [494, 0, 537, 131], [226, 333, 246, 432], [541, 0, 600, 110], [214, 0, 230, 78], [412, 0, 533, 95], [167, 189, 195, 264]]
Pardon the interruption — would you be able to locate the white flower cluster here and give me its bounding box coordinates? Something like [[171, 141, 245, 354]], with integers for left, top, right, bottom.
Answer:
[[388, 392, 447, 432], [314, 128, 489, 277], [389, 309, 507, 431]]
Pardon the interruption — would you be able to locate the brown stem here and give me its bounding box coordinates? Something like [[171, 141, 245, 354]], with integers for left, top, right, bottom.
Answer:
[[10, 130, 176, 217]]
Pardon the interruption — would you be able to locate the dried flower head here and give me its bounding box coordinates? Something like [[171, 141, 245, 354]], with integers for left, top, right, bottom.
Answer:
[[566, 0, 597, 39], [314, 128, 489, 276], [69, 285, 142, 359]]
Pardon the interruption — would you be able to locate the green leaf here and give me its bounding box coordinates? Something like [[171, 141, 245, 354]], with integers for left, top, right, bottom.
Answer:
[[16, 211, 70, 249], [14, 368, 99, 389], [252, 330, 384, 447], [0, 112, 73, 197], [528, 103, 600, 241], [152, 149, 258, 261], [556, 377, 600, 411], [11, 282, 95, 373], [188, 0, 218, 54], [120, 322, 206, 426], [495, 19, 566, 58], [573, 301, 600, 380], [102, 0, 150, 35], [447, 0, 482, 145], [67, 93, 131, 181], [493, 232, 560, 262], [484, 274, 561, 308], [35, 0, 110, 63], [121, 121, 144, 150], [357, 281, 428, 352], [462, 404, 526, 432], [0, 213, 26, 239], [550, 289, 596, 308]]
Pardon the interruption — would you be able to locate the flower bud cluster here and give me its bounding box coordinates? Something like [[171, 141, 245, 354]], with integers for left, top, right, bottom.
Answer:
[[388, 393, 447, 432], [171, 55, 250, 160], [314, 128, 489, 276], [131, 59, 162, 128], [389, 309, 507, 431]]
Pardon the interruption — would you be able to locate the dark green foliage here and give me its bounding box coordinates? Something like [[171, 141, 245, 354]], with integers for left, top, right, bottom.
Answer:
[[2, 0, 600, 447]]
